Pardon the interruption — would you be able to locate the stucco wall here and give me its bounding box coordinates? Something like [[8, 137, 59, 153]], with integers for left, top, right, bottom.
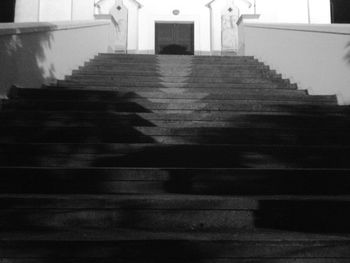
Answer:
[[72, 0, 95, 21], [15, 0, 40, 22], [255, 0, 331, 24], [0, 20, 116, 98], [138, 0, 211, 54], [240, 22, 350, 104], [15, 0, 95, 22], [40, 0, 72, 21], [15, 0, 332, 54]]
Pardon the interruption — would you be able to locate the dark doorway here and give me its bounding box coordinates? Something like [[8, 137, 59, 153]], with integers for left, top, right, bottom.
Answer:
[[331, 0, 350, 23], [0, 0, 16, 23], [155, 23, 194, 55]]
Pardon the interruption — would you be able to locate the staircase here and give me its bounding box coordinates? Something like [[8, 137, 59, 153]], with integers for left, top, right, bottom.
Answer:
[[1, 54, 350, 262]]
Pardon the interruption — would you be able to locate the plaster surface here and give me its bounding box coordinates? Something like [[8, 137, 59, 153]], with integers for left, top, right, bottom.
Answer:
[[240, 22, 350, 104], [0, 20, 116, 98]]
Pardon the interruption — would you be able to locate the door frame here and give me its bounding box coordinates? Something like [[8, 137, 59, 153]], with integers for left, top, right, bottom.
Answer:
[[143, 14, 201, 54], [155, 21, 195, 55]]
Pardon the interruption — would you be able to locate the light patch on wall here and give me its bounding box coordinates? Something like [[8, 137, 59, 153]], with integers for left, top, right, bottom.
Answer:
[[5, 35, 23, 55]]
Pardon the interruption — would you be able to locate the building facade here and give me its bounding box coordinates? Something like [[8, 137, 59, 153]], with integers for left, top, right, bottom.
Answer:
[[15, 0, 332, 55]]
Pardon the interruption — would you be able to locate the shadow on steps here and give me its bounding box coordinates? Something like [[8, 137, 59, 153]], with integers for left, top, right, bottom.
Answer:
[[255, 200, 350, 234], [1, 54, 350, 261]]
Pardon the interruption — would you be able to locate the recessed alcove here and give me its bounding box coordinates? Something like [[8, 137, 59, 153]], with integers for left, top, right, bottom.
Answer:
[[155, 22, 194, 55]]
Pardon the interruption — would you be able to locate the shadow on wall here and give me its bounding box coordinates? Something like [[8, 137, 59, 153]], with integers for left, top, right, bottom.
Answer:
[[0, 24, 57, 97]]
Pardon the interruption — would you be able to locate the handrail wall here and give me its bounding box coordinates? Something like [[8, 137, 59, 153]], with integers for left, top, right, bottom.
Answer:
[[239, 22, 350, 104], [0, 20, 116, 98]]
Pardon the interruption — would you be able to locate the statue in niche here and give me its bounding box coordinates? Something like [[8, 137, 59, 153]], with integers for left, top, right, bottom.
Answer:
[[221, 0, 240, 53], [110, 0, 128, 51]]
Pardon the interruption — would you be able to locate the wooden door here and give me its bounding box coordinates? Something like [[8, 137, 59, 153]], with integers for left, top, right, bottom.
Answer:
[[155, 23, 194, 55]]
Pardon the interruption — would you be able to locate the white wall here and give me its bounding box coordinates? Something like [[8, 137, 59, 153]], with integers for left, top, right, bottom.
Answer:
[[0, 20, 116, 98], [124, 1, 140, 52], [15, 0, 332, 54], [138, 0, 211, 54], [72, 0, 95, 20], [15, 0, 95, 22], [40, 0, 72, 21], [15, 0, 40, 22], [256, 0, 331, 23], [240, 22, 350, 104], [309, 0, 331, 24]]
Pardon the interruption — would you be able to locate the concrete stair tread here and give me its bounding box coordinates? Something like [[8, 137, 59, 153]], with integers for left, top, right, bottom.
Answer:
[[86, 60, 262, 66], [1, 228, 350, 242], [0, 166, 349, 194], [0, 131, 349, 145], [6, 98, 336, 104], [1, 193, 350, 209], [56, 81, 294, 89], [2, 120, 349, 129], [97, 53, 256, 59], [75, 68, 271, 75], [3, 101, 345, 113], [1, 143, 350, 151], [0, 125, 349, 134], [2, 110, 350, 120], [15, 86, 308, 94], [0, 144, 350, 168], [64, 77, 276, 85], [1, 54, 349, 261], [70, 73, 274, 80]]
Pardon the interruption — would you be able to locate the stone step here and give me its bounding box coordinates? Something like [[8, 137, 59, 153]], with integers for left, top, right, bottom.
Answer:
[[0, 194, 349, 232], [1, 193, 349, 209], [2, 99, 344, 112], [12, 87, 317, 102], [1, 258, 348, 263], [71, 71, 281, 80], [85, 65, 272, 74], [88, 58, 262, 66], [0, 168, 349, 194], [65, 75, 276, 85], [2, 118, 348, 129], [76, 67, 274, 76], [0, 144, 349, 168], [57, 81, 294, 89], [96, 54, 257, 60], [0, 229, 349, 262], [0, 125, 349, 144], [85, 61, 269, 69], [1, 111, 349, 129], [97, 53, 257, 61]]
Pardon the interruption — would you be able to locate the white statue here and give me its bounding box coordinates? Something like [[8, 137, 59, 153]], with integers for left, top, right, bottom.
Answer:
[[221, 0, 240, 52], [110, 0, 128, 50]]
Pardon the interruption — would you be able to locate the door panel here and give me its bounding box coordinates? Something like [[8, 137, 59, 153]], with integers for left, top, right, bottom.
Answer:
[[155, 23, 194, 55]]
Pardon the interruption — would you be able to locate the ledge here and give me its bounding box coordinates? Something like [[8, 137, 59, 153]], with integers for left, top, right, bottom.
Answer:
[[244, 23, 350, 35], [129, 0, 143, 9], [0, 20, 111, 36], [237, 14, 260, 26]]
